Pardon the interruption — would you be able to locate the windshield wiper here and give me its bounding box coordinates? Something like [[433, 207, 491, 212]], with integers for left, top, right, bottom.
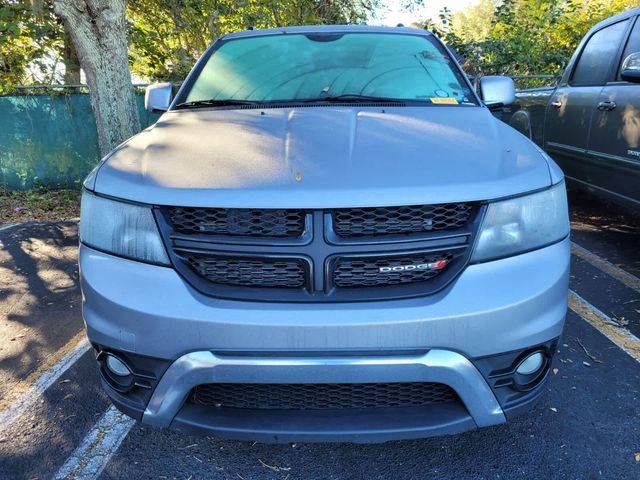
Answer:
[[299, 94, 407, 103], [174, 95, 409, 109], [174, 99, 262, 109]]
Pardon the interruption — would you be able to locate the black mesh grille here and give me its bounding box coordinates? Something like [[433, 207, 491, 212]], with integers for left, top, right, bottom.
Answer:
[[166, 207, 306, 237], [333, 251, 454, 288], [189, 382, 458, 410], [159, 202, 477, 301], [184, 254, 307, 288], [332, 203, 474, 237]]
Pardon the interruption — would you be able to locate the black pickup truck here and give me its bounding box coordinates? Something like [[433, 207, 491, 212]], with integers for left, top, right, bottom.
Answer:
[[508, 7, 640, 208]]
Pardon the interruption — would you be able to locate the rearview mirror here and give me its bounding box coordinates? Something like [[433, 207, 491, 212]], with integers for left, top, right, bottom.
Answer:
[[479, 76, 516, 108], [621, 52, 640, 83], [145, 83, 173, 113]]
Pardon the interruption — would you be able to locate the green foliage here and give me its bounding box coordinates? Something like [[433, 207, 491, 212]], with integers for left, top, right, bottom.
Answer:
[[4, 0, 638, 88], [0, 0, 62, 92], [426, 0, 640, 78], [128, 0, 379, 81]]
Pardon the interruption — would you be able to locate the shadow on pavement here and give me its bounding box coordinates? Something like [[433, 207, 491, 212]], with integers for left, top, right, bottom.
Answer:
[[0, 221, 83, 400]]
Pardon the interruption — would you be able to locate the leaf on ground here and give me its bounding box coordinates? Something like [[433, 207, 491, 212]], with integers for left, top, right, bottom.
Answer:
[[634, 452, 640, 462], [552, 368, 559, 375], [550, 407, 558, 413], [611, 315, 629, 327], [583, 361, 591, 367], [63, 393, 73, 400], [576, 338, 603, 364]]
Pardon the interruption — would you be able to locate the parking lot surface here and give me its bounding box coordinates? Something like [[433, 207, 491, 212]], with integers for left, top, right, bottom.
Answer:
[[0, 190, 639, 480]]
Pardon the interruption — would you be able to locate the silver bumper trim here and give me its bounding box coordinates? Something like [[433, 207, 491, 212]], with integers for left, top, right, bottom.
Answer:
[[142, 349, 505, 428]]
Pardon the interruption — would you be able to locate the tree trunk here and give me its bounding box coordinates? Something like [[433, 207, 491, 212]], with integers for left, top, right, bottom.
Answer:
[[52, 0, 140, 156], [62, 25, 81, 84]]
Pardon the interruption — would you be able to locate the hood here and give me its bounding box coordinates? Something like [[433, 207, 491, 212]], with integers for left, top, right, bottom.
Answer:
[[93, 106, 553, 208]]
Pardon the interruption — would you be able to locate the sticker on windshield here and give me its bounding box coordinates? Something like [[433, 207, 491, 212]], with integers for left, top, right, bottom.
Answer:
[[431, 98, 459, 105]]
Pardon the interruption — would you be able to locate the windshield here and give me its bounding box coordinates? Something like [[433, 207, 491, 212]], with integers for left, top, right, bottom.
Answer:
[[180, 32, 477, 106]]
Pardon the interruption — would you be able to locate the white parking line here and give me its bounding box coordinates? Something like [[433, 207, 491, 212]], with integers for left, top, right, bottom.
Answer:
[[0, 332, 90, 431], [0, 223, 19, 232], [569, 290, 640, 363], [571, 242, 640, 293], [53, 405, 135, 480]]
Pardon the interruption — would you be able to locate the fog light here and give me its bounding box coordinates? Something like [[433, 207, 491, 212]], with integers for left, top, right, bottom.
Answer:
[[516, 352, 544, 376], [106, 354, 132, 377]]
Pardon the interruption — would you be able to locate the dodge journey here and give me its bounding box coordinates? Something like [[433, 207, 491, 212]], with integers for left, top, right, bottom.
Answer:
[[79, 25, 570, 443]]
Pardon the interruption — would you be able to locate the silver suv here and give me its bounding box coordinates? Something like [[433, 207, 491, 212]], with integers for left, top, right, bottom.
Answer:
[[79, 25, 570, 443]]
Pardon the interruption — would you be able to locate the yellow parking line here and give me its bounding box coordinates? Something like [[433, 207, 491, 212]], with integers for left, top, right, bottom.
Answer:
[[571, 242, 640, 293], [569, 290, 640, 363]]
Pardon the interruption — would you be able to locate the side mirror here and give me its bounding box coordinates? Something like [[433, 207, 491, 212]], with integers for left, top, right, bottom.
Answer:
[[479, 76, 516, 108], [145, 83, 173, 113], [621, 52, 640, 83]]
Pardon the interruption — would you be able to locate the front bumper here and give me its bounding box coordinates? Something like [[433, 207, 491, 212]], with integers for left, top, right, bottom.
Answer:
[[145, 349, 503, 442], [80, 237, 569, 442]]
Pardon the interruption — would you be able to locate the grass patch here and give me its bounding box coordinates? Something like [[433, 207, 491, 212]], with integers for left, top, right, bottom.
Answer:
[[0, 188, 81, 224]]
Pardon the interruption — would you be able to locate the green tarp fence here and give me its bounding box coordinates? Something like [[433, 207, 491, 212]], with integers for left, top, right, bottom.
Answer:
[[0, 92, 158, 190]]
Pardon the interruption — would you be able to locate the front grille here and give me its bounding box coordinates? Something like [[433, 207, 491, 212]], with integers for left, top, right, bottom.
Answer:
[[332, 203, 474, 237], [189, 382, 458, 410], [184, 254, 307, 288], [333, 251, 455, 288], [166, 207, 306, 237], [159, 201, 479, 301]]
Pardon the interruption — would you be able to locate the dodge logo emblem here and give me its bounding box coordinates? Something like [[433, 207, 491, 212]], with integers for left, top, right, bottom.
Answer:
[[379, 260, 448, 273]]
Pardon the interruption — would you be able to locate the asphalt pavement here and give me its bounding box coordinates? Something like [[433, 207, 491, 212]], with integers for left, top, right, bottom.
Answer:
[[0, 190, 639, 480]]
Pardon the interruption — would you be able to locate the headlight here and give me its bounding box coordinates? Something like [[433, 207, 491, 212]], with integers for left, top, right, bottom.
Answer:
[[471, 181, 569, 263], [80, 191, 170, 265]]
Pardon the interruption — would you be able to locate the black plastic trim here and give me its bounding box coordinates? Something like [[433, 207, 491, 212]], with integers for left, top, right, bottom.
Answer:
[[160, 208, 314, 247], [94, 345, 172, 418], [154, 204, 485, 303], [472, 338, 559, 414], [170, 403, 476, 443], [173, 249, 315, 299], [323, 211, 477, 246], [100, 377, 145, 422], [324, 246, 469, 300]]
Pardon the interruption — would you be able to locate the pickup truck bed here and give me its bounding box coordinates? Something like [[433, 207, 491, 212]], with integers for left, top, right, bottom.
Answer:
[[508, 87, 554, 147]]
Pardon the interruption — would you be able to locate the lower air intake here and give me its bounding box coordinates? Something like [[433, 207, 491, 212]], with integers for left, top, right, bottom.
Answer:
[[189, 382, 459, 410]]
